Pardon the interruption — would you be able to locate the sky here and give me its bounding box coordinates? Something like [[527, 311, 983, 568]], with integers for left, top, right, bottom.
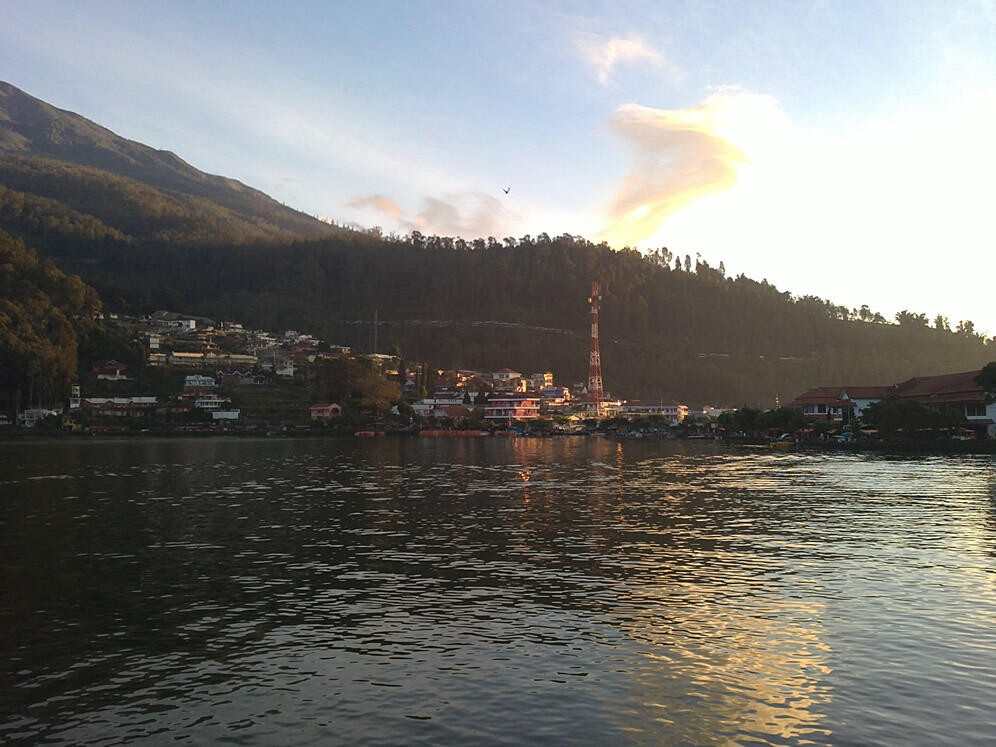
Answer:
[[2, 0, 994, 334]]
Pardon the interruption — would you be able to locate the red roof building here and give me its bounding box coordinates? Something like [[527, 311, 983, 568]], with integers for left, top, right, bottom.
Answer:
[[789, 369, 994, 436]]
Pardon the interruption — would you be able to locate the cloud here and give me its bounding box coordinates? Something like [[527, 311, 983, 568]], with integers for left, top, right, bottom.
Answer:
[[597, 90, 788, 248], [345, 194, 404, 220], [414, 193, 520, 238], [345, 192, 521, 239], [575, 32, 683, 85]]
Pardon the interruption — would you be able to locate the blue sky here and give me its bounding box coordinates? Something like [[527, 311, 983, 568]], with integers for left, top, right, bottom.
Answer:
[[2, 1, 994, 333]]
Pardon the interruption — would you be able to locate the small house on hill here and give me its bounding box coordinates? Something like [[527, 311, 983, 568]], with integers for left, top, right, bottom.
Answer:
[[93, 360, 130, 381], [310, 403, 342, 421]]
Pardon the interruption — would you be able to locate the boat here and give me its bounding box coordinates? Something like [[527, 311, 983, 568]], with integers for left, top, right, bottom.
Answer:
[[768, 433, 795, 448]]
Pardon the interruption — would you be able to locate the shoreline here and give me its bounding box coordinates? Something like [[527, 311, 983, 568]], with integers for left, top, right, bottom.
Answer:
[[2, 429, 994, 455]]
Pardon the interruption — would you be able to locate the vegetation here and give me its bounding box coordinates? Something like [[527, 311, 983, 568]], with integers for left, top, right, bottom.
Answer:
[[310, 357, 401, 417], [975, 363, 996, 402], [0, 230, 100, 411], [717, 407, 807, 434], [860, 398, 963, 439]]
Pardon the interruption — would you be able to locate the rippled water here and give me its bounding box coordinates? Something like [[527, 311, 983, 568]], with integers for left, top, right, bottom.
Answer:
[[1, 437, 993, 745]]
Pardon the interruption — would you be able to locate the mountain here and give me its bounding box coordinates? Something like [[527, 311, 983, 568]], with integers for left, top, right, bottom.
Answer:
[[0, 81, 334, 241], [0, 83, 991, 406]]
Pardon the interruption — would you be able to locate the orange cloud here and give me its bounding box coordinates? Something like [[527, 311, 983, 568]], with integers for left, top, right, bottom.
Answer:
[[345, 194, 404, 220], [597, 97, 754, 248]]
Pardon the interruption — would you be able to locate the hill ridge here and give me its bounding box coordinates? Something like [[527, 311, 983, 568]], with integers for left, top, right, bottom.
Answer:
[[0, 81, 331, 237]]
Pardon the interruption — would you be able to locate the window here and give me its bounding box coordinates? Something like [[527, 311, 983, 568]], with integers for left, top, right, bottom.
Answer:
[[817, 405, 826, 414], [965, 403, 985, 417]]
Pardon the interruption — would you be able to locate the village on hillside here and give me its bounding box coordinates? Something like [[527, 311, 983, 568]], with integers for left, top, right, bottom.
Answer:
[[3, 305, 994, 444]]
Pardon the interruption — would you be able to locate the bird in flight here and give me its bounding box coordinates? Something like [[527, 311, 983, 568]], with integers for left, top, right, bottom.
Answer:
[[503, 186, 510, 194]]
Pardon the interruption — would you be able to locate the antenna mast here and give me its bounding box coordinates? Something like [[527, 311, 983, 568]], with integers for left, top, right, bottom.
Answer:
[[588, 281, 604, 411]]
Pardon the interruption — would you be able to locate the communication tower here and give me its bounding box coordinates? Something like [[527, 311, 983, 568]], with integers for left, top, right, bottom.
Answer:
[[588, 281, 604, 409]]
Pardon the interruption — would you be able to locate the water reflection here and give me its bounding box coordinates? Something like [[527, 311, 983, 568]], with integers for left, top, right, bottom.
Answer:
[[0, 438, 993, 744]]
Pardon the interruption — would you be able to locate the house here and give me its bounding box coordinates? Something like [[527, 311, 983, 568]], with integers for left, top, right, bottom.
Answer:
[[184, 375, 217, 390], [310, 403, 342, 420], [439, 405, 474, 420], [789, 369, 995, 437], [621, 402, 690, 425], [892, 370, 995, 438], [204, 353, 258, 367], [485, 396, 540, 422], [837, 386, 896, 419], [412, 392, 468, 416], [492, 368, 523, 391], [93, 360, 130, 381], [83, 397, 158, 418], [169, 351, 205, 367], [192, 394, 230, 410], [528, 372, 554, 390], [17, 408, 62, 427], [788, 387, 862, 422], [539, 386, 571, 404]]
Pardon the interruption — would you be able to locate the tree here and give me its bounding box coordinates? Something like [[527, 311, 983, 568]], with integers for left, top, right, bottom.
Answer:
[[933, 315, 950, 332], [0, 231, 100, 410], [974, 362, 996, 402], [895, 310, 928, 327], [956, 320, 977, 338], [861, 397, 960, 439]]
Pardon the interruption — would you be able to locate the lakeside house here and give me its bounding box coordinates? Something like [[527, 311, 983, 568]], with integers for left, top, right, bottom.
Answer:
[[83, 397, 159, 418], [788, 369, 994, 437], [485, 396, 540, 422], [17, 408, 62, 427], [621, 402, 690, 425]]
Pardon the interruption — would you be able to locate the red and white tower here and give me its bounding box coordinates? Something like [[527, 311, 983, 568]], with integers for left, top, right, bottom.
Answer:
[[587, 281, 604, 409]]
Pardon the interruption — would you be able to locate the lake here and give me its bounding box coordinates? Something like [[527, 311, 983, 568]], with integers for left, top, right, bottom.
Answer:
[[1, 437, 994, 745]]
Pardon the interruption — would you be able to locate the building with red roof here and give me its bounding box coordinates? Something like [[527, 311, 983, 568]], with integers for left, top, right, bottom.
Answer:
[[788, 369, 994, 436]]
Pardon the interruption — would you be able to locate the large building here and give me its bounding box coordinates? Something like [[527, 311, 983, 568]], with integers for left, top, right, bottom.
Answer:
[[621, 402, 690, 425], [788, 370, 995, 437], [485, 396, 540, 422]]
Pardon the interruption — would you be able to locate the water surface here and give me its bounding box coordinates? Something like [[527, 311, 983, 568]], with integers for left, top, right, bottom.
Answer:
[[1, 437, 993, 744]]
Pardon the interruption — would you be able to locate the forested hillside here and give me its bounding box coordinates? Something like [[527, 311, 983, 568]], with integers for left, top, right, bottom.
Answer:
[[48, 229, 994, 406], [0, 81, 335, 240], [0, 230, 100, 412], [0, 82, 991, 407]]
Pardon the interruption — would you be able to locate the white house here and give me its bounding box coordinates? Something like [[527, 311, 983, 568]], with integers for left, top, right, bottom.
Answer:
[[485, 396, 540, 421], [17, 408, 62, 427], [621, 403, 689, 425], [184, 375, 217, 389]]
